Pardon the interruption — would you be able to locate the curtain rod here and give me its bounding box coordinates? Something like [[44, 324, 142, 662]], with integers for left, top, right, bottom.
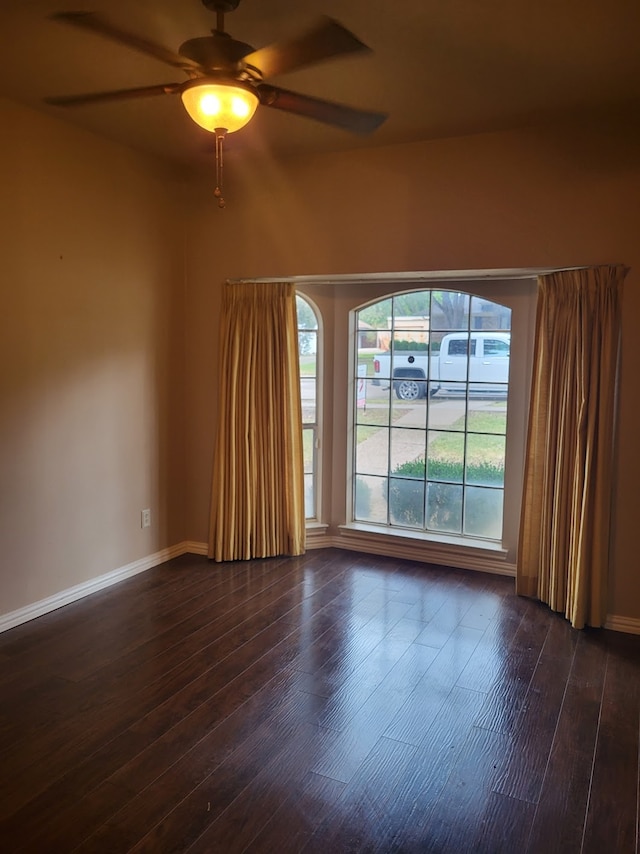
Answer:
[[227, 266, 593, 286]]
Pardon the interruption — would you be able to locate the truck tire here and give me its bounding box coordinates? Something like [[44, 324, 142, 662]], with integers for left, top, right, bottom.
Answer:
[[395, 379, 422, 401]]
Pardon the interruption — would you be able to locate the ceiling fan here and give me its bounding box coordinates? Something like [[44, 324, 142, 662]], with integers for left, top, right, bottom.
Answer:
[[45, 0, 387, 204]]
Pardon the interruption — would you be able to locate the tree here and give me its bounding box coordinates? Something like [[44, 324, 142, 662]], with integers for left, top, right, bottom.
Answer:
[[296, 295, 318, 356], [356, 289, 510, 339], [430, 291, 469, 329], [357, 298, 392, 330], [296, 295, 318, 330]]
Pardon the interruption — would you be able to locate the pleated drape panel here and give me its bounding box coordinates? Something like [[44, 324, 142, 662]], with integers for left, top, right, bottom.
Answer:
[[209, 281, 306, 562], [517, 265, 627, 628]]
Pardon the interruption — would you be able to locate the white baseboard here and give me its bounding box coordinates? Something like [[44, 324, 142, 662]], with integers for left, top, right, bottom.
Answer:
[[604, 614, 640, 635], [0, 542, 202, 634], [304, 524, 333, 550], [184, 540, 209, 556], [3, 539, 638, 637]]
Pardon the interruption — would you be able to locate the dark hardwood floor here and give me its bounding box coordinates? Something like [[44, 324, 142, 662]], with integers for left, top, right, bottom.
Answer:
[[0, 549, 638, 853]]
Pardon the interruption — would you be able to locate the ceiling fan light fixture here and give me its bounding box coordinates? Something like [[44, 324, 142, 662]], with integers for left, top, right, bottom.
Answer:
[[47, 4, 388, 207], [180, 79, 259, 133]]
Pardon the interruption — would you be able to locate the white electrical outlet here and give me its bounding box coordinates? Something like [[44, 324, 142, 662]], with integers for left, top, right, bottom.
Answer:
[[141, 508, 151, 529]]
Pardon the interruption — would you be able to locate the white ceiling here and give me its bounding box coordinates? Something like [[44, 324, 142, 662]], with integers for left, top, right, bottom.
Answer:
[[1, 0, 639, 169]]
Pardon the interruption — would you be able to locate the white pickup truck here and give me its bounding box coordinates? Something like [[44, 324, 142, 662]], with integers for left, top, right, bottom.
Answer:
[[373, 331, 510, 400]]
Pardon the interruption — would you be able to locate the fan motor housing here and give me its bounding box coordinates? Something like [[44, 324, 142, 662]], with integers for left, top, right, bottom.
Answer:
[[179, 35, 255, 71], [202, 0, 241, 12]]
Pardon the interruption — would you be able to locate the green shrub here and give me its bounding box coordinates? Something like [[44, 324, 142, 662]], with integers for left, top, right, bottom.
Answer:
[[392, 457, 504, 485], [392, 340, 429, 351], [393, 341, 441, 353], [388, 456, 504, 533], [465, 460, 504, 486], [427, 458, 463, 482], [354, 477, 372, 520], [389, 478, 424, 527], [393, 459, 426, 478], [426, 458, 504, 485]]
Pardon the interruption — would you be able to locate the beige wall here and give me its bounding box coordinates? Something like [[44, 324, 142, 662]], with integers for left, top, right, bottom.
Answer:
[[184, 123, 640, 622], [2, 94, 638, 626], [0, 98, 186, 615]]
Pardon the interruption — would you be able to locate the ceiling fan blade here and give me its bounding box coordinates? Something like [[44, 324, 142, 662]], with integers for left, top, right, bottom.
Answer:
[[258, 84, 387, 135], [50, 12, 202, 73], [243, 16, 370, 80], [44, 83, 182, 108]]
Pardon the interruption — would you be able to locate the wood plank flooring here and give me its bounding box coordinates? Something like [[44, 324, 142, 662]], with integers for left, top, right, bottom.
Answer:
[[0, 549, 638, 853]]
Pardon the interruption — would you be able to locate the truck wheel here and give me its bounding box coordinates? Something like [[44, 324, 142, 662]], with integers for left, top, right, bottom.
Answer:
[[396, 379, 421, 401]]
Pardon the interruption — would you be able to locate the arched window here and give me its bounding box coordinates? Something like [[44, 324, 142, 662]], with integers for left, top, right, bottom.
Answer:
[[353, 290, 512, 542], [296, 294, 320, 520]]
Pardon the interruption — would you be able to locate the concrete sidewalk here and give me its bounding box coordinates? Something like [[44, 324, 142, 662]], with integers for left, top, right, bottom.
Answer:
[[356, 391, 506, 471]]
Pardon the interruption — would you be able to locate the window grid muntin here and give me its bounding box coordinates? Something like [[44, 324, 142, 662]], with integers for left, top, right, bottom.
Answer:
[[296, 295, 319, 521], [353, 289, 510, 542]]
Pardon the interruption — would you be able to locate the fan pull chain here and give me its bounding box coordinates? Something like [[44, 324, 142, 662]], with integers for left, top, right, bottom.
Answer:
[[214, 129, 226, 208]]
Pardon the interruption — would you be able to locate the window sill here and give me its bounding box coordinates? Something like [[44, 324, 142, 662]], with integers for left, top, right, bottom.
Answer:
[[337, 523, 515, 576], [305, 522, 332, 549], [343, 522, 506, 551]]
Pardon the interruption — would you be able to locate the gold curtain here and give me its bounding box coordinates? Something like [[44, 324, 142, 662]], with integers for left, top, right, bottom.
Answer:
[[517, 265, 627, 628], [208, 281, 306, 562]]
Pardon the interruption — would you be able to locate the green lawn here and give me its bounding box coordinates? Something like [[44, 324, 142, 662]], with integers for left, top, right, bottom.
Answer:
[[430, 409, 506, 465], [299, 355, 316, 377], [300, 353, 380, 378], [465, 408, 507, 434]]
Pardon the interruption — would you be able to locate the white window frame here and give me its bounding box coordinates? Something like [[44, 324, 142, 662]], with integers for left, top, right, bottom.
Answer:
[[350, 289, 511, 545], [296, 293, 322, 523], [241, 270, 541, 572], [339, 275, 537, 575]]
